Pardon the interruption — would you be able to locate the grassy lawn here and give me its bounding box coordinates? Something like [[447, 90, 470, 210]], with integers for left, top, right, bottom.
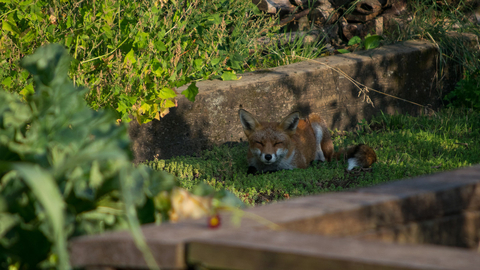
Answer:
[[148, 109, 480, 206]]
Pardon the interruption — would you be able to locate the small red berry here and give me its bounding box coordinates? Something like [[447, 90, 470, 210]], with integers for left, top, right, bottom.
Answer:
[[208, 215, 221, 229]]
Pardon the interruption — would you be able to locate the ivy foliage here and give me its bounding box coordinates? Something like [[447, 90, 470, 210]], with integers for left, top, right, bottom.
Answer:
[[0, 44, 176, 269], [0, 0, 276, 124], [444, 69, 480, 110]]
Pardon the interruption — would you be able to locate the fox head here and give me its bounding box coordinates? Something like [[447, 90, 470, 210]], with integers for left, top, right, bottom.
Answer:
[[238, 109, 300, 167]]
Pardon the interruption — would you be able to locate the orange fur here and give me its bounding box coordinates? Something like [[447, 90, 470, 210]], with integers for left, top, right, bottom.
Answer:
[[239, 109, 376, 173]]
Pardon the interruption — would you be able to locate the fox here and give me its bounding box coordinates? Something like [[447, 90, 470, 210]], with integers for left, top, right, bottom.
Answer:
[[238, 109, 377, 174]]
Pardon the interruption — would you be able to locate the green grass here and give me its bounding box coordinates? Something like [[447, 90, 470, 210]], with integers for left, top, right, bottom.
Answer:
[[147, 109, 480, 206], [383, 0, 480, 73]]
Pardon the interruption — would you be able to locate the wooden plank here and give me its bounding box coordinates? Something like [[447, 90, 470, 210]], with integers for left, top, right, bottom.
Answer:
[[70, 221, 233, 269], [355, 210, 480, 248], [71, 165, 480, 269], [245, 165, 480, 236], [188, 230, 480, 270]]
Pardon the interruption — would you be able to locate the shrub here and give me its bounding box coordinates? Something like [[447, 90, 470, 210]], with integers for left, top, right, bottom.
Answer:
[[0, 44, 176, 269], [444, 69, 480, 110], [0, 0, 276, 123]]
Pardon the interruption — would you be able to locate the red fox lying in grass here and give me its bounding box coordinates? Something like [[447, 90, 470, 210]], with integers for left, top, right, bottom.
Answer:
[[238, 109, 377, 174]]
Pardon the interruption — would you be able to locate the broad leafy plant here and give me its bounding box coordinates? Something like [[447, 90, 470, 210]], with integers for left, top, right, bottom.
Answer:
[[0, 44, 176, 269]]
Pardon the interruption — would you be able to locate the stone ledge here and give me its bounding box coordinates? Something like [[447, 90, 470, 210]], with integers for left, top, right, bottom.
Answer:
[[129, 40, 460, 162]]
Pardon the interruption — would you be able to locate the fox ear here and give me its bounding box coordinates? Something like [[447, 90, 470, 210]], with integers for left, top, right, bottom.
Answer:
[[279, 111, 300, 135], [239, 109, 260, 136]]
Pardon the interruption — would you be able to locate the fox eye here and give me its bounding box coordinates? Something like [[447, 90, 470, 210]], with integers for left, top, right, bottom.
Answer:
[[255, 141, 264, 146], [274, 142, 283, 146]]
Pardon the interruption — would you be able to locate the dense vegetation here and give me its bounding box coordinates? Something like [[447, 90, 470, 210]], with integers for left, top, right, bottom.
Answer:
[[0, 0, 327, 124], [0, 44, 192, 270], [1, 0, 479, 123]]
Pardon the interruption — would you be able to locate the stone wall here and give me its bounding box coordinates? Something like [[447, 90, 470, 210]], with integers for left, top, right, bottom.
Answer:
[[129, 40, 460, 162]]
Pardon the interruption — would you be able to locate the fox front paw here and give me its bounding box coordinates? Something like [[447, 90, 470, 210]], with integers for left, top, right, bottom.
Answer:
[[247, 166, 258, 175]]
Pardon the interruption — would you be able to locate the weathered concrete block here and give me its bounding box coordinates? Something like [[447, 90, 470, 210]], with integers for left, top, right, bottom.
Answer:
[[129, 40, 460, 162]]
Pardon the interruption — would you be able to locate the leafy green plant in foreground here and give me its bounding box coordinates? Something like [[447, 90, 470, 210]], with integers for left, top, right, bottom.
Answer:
[[149, 109, 480, 206], [0, 44, 177, 269]]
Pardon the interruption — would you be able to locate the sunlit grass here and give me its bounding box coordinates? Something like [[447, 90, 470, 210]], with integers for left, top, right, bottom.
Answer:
[[147, 109, 480, 206]]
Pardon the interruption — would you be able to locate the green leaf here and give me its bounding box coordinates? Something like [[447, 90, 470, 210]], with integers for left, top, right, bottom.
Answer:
[[65, 35, 73, 47], [194, 59, 203, 70], [221, 71, 237, 81], [158, 87, 177, 99], [20, 43, 72, 87], [140, 102, 152, 114], [66, 16, 72, 28], [163, 99, 176, 109], [119, 167, 159, 270], [2, 20, 20, 36], [211, 57, 222, 66], [181, 82, 198, 102], [192, 183, 215, 196], [124, 49, 136, 65], [89, 161, 103, 189], [228, 53, 244, 69], [134, 31, 149, 49], [12, 163, 69, 270], [19, 83, 35, 97], [249, 2, 263, 15], [2, 77, 12, 88], [207, 14, 222, 24], [0, 212, 19, 238], [102, 25, 113, 39], [155, 41, 167, 52], [117, 101, 128, 113], [337, 49, 350, 54], [348, 36, 361, 46], [21, 29, 36, 43], [213, 190, 245, 209], [364, 35, 382, 50]]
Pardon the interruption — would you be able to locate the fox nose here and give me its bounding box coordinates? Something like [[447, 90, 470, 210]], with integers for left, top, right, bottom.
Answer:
[[265, 154, 272, 161]]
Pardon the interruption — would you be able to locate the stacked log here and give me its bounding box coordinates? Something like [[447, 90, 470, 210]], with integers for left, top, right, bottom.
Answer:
[[253, 0, 408, 46]]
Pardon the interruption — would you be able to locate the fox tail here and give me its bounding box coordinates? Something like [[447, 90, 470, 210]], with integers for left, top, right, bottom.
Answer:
[[333, 144, 377, 170]]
